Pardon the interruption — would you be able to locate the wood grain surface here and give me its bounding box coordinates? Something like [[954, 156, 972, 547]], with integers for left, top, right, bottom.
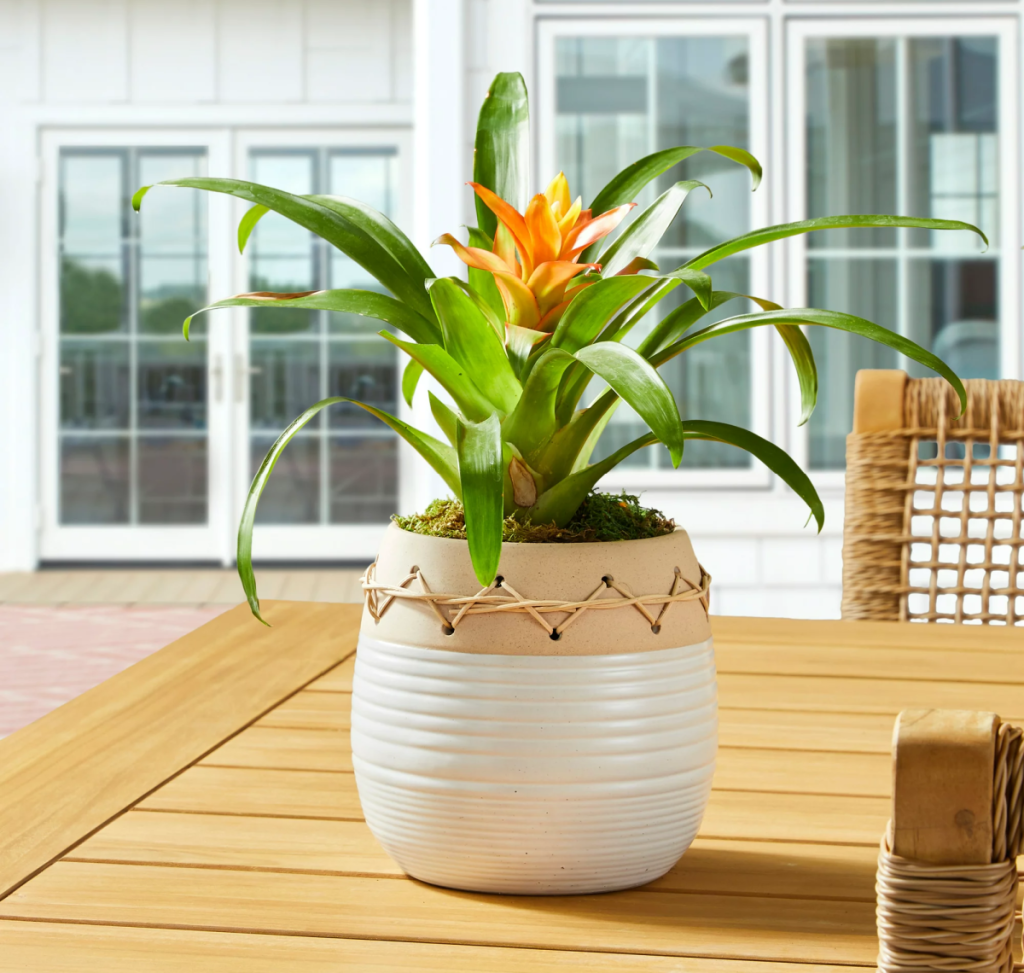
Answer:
[[0, 601, 359, 898], [1, 609, 1019, 970]]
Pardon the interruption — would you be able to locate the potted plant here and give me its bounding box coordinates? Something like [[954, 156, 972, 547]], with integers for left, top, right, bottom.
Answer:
[[133, 73, 977, 895]]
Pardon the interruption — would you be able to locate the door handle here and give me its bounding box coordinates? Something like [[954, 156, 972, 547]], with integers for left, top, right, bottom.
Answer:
[[212, 355, 224, 402]]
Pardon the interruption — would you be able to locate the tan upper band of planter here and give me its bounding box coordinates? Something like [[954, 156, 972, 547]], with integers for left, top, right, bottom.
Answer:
[[361, 523, 712, 656]]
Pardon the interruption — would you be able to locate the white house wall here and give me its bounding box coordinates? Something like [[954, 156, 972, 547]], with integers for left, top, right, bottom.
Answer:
[[2, 0, 1014, 622]]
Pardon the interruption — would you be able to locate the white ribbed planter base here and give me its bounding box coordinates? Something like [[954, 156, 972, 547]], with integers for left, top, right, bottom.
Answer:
[[352, 633, 717, 894]]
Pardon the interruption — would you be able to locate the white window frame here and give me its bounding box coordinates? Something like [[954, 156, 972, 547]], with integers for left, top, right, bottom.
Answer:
[[784, 15, 1022, 491], [38, 127, 234, 563], [535, 15, 773, 490], [231, 127, 417, 564]]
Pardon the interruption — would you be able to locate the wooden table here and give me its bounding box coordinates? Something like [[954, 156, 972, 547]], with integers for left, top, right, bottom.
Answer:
[[2, 604, 1022, 972]]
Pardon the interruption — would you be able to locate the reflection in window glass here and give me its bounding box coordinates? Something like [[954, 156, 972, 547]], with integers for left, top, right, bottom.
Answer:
[[248, 148, 399, 524], [556, 36, 752, 469], [806, 36, 998, 469], [58, 148, 208, 524]]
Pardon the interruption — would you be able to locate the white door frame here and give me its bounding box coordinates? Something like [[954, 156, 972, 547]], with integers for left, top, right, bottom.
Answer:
[[38, 127, 234, 563], [784, 15, 1021, 491], [231, 126, 418, 564]]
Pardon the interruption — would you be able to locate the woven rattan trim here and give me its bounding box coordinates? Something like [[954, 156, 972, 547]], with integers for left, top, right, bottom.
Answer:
[[842, 378, 1024, 625], [876, 722, 1024, 973], [361, 562, 711, 638]]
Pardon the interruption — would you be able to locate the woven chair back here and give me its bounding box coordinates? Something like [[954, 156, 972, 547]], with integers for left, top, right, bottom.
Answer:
[[842, 370, 1024, 625]]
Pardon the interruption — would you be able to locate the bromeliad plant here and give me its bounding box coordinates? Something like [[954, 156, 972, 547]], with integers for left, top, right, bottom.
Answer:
[[133, 73, 982, 622]]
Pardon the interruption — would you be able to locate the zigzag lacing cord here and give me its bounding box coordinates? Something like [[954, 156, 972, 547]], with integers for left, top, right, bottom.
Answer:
[[876, 723, 1024, 973], [361, 561, 711, 640]]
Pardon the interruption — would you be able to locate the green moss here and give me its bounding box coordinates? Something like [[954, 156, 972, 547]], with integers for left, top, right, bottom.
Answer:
[[393, 492, 675, 544]]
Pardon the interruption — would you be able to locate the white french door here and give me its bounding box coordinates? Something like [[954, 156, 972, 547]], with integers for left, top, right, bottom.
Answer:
[[232, 128, 415, 564], [39, 129, 234, 563], [40, 127, 414, 565]]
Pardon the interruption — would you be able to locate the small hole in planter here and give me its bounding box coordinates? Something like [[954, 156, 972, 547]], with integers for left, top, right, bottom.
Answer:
[[441, 625, 455, 637], [494, 575, 504, 588], [549, 630, 561, 641], [602, 575, 613, 586], [651, 624, 661, 634]]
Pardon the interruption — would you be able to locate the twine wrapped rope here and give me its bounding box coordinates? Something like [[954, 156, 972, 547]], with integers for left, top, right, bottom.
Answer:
[[361, 561, 711, 638], [876, 723, 1024, 973]]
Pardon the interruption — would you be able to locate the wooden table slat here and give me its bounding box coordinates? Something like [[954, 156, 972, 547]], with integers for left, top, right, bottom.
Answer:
[[4, 607, 1020, 970]]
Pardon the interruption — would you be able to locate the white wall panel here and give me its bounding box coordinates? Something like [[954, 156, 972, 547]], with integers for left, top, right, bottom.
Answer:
[[306, 0, 391, 102], [392, 0, 412, 103], [130, 0, 215, 103], [218, 0, 303, 103], [43, 0, 127, 102]]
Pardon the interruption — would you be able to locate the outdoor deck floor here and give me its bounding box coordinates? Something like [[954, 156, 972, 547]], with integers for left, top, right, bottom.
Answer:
[[0, 568, 365, 737]]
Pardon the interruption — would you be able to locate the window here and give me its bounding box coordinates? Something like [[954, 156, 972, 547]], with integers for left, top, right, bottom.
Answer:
[[803, 35, 1002, 469], [58, 148, 208, 524], [553, 33, 755, 470], [247, 148, 400, 524]]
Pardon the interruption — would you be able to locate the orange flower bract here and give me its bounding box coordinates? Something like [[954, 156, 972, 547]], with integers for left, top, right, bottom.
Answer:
[[434, 173, 635, 333]]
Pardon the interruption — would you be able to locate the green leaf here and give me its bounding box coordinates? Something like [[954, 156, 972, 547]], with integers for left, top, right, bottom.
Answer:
[[529, 432, 657, 527], [183, 288, 440, 344], [599, 181, 710, 277], [653, 306, 966, 417], [402, 359, 424, 407], [501, 348, 576, 464], [467, 227, 506, 322], [473, 72, 530, 238], [540, 387, 619, 482], [574, 343, 685, 466], [238, 204, 269, 253], [457, 413, 504, 586], [681, 420, 824, 531], [239, 397, 460, 623], [133, 177, 437, 324], [506, 325, 551, 379], [429, 278, 521, 415], [381, 333, 496, 422], [550, 276, 653, 354], [775, 323, 818, 426], [636, 290, 753, 359], [589, 145, 761, 216], [309, 194, 436, 290], [429, 391, 459, 447], [684, 215, 988, 272], [661, 267, 713, 312]]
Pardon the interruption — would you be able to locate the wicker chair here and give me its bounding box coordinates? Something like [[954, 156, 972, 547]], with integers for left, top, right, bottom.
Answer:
[[841, 370, 1024, 625]]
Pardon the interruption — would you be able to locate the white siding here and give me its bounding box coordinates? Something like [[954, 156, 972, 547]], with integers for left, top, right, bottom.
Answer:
[[130, 0, 217, 104]]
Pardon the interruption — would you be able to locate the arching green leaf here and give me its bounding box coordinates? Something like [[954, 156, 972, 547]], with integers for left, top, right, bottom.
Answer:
[[134, 177, 436, 323], [237, 204, 268, 253], [429, 391, 459, 447], [381, 333, 496, 422], [429, 278, 521, 415], [550, 276, 652, 354], [239, 397, 459, 623], [652, 306, 966, 417], [183, 288, 440, 344], [681, 420, 823, 531], [473, 72, 530, 238], [402, 359, 424, 407], [457, 413, 504, 586], [684, 215, 988, 272], [501, 348, 576, 464], [574, 343, 684, 466], [599, 180, 709, 277]]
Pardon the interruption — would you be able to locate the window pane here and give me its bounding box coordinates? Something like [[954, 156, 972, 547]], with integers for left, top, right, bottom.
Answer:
[[329, 436, 398, 523], [250, 339, 321, 432], [251, 435, 320, 524], [60, 436, 129, 524], [556, 35, 753, 470], [58, 148, 209, 524], [804, 36, 999, 470], [138, 437, 207, 524]]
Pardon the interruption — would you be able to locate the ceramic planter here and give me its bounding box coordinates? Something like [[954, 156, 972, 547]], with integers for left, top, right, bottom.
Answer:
[[351, 523, 716, 895]]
